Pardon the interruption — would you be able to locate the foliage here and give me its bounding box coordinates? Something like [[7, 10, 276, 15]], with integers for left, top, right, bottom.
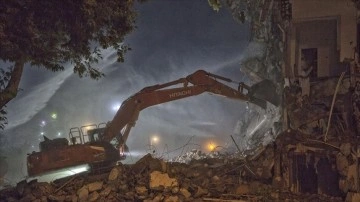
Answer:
[[0, 67, 12, 129], [0, 0, 138, 78], [0, 0, 140, 128], [208, 0, 222, 12]]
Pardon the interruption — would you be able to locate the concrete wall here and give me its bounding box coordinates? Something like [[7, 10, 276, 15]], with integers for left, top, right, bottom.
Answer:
[[291, 0, 357, 62], [295, 20, 338, 77]]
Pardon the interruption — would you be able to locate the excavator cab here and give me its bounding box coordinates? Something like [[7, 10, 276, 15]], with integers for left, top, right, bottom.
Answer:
[[68, 123, 107, 144], [87, 128, 105, 143], [75, 124, 128, 160]]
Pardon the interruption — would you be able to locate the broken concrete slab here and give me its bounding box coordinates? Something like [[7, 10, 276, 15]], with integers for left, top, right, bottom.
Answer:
[[150, 171, 178, 190], [77, 186, 89, 201], [87, 181, 103, 192]]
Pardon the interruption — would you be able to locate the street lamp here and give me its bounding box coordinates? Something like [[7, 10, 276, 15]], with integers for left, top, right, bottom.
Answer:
[[111, 103, 121, 112], [208, 142, 216, 151], [149, 135, 160, 154], [151, 136, 159, 145], [51, 113, 57, 119]]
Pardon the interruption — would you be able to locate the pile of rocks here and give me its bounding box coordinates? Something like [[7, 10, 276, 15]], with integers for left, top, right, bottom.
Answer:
[[337, 143, 360, 202], [170, 149, 225, 164], [0, 152, 343, 202]]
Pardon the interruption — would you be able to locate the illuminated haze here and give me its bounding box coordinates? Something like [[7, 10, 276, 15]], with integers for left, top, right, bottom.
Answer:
[[1, 1, 265, 182]]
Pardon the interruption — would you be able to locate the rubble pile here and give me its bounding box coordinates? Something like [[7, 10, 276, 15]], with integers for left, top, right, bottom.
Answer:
[[284, 76, 353, 137], [170, 149, 225, 164], [0, 149, 344, 202], [272, 129, 360, 202], [336, 142, 360, 201]]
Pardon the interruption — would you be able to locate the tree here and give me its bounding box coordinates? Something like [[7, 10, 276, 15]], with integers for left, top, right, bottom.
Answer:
[[0, 0, 140, 128]]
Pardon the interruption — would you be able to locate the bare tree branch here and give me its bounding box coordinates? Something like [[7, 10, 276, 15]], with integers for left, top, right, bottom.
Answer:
[[0, 60, 24, 107]]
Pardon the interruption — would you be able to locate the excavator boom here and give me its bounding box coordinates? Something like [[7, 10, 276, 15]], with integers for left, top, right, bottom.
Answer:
[[102, 70, 267, 148]]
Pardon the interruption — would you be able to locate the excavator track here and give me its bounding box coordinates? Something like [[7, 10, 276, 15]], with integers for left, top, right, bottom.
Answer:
[[89, 161, 117, 175]]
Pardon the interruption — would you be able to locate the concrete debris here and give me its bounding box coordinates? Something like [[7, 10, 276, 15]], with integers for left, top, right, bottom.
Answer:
[[150, 171, 178, 190], [346, 192, 360, 202], [87, 181, 103, 192], [180, 187, 191, 198], [284, 75, 354, 137], [88, 191, 99, 202], [0, 143, 345, 201], [170, 149, 223, 164], [108, 166, 121, 181], [235, 184, 250, 195], [164, 195, 179, 202], [76, 186, 88, 201], [340, 143, 352, 157]]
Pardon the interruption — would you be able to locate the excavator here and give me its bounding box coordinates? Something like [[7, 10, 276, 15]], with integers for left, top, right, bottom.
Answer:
[[27, 69, 279, 177]]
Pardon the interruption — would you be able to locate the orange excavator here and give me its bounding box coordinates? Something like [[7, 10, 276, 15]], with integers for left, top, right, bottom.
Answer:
[[27, 70, 279, 176]]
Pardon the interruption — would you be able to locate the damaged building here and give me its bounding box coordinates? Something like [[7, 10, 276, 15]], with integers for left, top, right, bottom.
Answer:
[[277, 0, 360, 201], [227, 0, 360, 200], [283, 0, 357, 135]]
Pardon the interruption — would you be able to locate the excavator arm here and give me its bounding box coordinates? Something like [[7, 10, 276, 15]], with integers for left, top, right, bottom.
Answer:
[[102, 70, 267, 149]]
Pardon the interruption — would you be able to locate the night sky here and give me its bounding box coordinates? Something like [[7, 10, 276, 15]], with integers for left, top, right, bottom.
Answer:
[[1, 1, 264, 182]]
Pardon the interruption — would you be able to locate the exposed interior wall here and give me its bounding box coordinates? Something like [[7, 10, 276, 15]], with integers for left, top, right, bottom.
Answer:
[[286, 0, 357, 78], [291, 0, 357, 62], [295, 20, 338, 78]]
